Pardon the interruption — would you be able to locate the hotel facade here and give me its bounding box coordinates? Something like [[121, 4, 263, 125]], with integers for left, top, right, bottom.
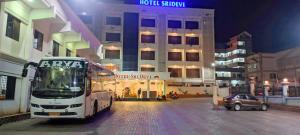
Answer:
[[69, 1, 216, 99]]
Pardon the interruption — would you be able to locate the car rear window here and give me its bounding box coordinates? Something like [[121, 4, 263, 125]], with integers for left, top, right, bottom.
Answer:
[[236, 94, 247, 99], [247, 95, 257, 100]]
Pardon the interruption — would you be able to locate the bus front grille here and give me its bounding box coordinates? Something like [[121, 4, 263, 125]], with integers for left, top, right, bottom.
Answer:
[[41, 105, 69, 109], [34, 112, 77, 116]]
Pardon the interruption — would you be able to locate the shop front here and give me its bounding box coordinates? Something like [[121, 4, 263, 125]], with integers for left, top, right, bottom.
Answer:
[[113, 71, 170, 99]]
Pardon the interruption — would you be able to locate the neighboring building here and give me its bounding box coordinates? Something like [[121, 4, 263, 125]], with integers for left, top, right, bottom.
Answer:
[[68, 1, 216, 98], [215, 32, 253, 86], [247, 47, 300, 87], [0, 0, 100, 116]]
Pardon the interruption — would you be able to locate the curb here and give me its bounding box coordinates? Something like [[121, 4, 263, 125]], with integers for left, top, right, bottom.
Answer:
[[0, 113, 30, 126], [270, 104, 300, 113]]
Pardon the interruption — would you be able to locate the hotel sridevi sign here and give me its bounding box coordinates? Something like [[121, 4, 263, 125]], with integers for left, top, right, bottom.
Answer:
[[139, 0, 186, 8], [114, 72, 170, 80]]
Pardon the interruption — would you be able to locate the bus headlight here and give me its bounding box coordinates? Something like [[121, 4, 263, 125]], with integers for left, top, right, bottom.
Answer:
[[31, 103, 40, 108], [70, 104, 82, 108]]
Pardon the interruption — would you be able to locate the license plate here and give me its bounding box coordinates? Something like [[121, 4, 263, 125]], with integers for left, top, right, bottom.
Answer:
[[49, 112, 60, 116]]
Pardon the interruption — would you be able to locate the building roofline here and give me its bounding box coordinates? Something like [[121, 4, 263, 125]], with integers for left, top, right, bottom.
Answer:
[[230, 31, 252, 41]]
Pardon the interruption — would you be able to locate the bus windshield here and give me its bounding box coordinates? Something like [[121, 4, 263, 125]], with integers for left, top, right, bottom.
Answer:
[[32, 60, 86, 98]]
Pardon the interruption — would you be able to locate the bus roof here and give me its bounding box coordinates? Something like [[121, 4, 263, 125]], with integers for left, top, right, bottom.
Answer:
[[41, 57, 87, 61]]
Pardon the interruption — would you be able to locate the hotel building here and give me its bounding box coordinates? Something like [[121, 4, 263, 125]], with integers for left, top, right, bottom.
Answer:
[[68, 1, 216, 98], [247, 47, 300, 87], [215, 32, 253, 87]]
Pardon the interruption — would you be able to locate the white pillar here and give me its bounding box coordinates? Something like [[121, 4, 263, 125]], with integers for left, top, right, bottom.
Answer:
[[147, 80, 150, 99], [20, 78, 30, 113], [264, 86, 270, 97], [249, 77, 256, 96], [163, 80, 166, 96], [263, 81, 270, 102], [264, 81, 270, 97], [213, 85, 218, 105], [283, 84, 289, 97]]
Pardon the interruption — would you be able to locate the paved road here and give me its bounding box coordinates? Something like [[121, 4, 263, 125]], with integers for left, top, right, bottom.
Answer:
[[1, 98, 300, 135]]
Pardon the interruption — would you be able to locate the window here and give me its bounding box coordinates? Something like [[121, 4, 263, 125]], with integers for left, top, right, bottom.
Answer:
[[186, 69, 200, 78], [186, 37, 199, 45], [106, 33, 121, 42], [6, 14, 20, 41], [185, 21, 199, 29], [216, 71, 231, 77], [52, 41, 60, 56], [106, 17, 121, 25], [168, 36, 182, 44], [33, 30, 44, 51], [66, 49, 71, 57], [141, 34, 155, 43], [232, 58, 245, 63], [236, 94, 247, 99], [105, 50, 120, 59], [0, 75, 16, 100], [168, 20, 182, 28], [247, 95, 257, 100], [168, 68, 182, 78], [186, 52, 199, 61], [141, 67, 155, 72], [238, 41, 245, 46], [270, 73, 277, 79], [168, 52, 182, 61], [141, 51, 155, 60], [232, 49, 246, 55], [141, 19, 155, 27]]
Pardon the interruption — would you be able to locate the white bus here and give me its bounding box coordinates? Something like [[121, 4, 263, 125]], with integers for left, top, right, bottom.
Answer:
[[22, 57, 115, 119]]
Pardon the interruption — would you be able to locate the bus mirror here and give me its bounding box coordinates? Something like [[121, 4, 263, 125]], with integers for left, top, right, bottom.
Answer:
[[22, 62, 38, 77], [22, 69, 28, 77]]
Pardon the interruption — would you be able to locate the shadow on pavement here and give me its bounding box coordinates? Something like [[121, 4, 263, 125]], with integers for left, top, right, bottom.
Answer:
[[27, 109, 116, 132]]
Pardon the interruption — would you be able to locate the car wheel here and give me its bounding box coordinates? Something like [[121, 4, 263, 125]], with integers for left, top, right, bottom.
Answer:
[[234, 104, 242, 111], [261, 104, 268, 111]]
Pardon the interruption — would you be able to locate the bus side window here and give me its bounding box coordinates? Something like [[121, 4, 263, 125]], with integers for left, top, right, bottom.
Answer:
[[86, 77, 92, 96]]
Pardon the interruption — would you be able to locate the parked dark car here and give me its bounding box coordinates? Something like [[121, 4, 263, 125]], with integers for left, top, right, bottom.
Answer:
[[223, 93, 269, 111]]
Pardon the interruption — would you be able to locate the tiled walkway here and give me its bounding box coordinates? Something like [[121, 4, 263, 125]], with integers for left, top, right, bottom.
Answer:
[[1, 98, 300, 135]]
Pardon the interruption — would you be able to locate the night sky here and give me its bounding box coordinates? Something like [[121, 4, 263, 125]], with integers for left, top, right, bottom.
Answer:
[[122, 0, 300, 52]]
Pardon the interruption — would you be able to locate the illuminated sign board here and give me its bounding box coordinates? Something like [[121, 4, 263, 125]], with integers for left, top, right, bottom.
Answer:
[[114, 71, 170, 80], [139, 0, 186, 8]]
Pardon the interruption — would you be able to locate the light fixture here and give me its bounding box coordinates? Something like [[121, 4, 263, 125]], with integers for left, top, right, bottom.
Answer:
[[186, 33, 196, 37], [142, 31, 153, 35], [211, 63, 216, 67], [27, 0, 34, 2], [107, 46, 119, 50], [264, 81, 270, 86], [81, 12, 87, 15], [169, 32, 179, 36], [282, 78, 289, 84], [142, 47, 153, 51]]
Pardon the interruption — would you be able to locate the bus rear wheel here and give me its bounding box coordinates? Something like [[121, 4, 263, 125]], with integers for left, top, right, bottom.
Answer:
[[108, 97, 113, 111]]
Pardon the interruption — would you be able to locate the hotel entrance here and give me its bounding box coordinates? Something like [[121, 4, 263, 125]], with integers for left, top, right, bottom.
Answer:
[[112, 71, 170, 99]]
